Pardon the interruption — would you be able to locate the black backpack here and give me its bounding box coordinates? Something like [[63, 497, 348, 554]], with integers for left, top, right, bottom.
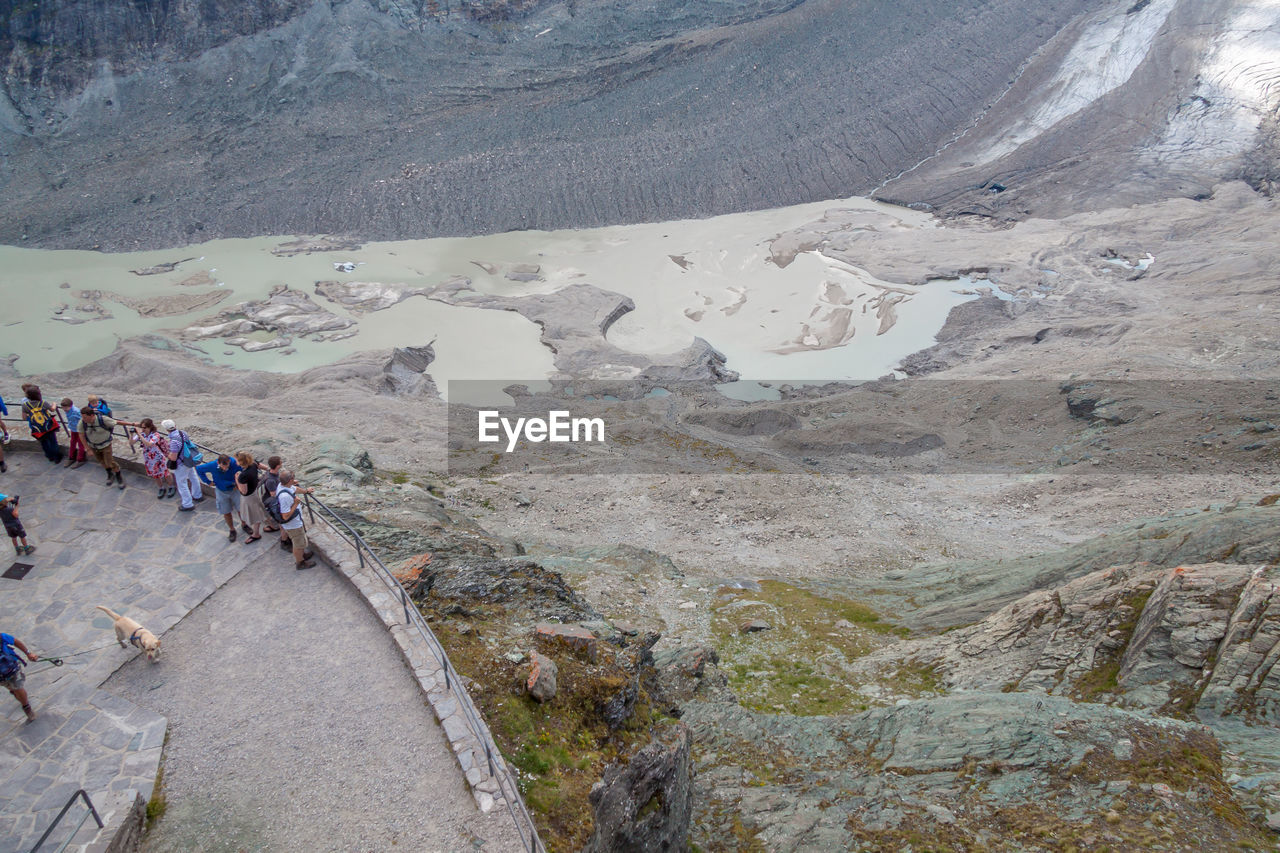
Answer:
[[263, 486, 295, 525]]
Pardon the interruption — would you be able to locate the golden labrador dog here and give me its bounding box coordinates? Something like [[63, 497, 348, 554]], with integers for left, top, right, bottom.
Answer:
[[95, 605, 161, 662]]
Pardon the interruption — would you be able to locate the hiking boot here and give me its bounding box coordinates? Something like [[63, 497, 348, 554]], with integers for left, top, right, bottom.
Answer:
[[302, 550, 314, 561], [23, 545, 34, 555], [165, 486, 176, 498], [22, 703, 35, 722], [115, 470, 125, 490], [14, 546, 21, 555], [295, 559, 315, 570], [227, 528, 237, 542], [280, 538, 292, 551], [105, 472, 115, 486], [157, 487, 166, 499]]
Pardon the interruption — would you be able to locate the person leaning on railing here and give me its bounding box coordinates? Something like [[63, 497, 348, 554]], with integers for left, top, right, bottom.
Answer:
[[19, 384, 63, 464], [80, 406, 133, 490], [276, 470, 316, 570]]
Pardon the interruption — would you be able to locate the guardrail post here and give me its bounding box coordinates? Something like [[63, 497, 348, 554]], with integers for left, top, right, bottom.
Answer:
[[400, 586, 410, 624], [304, 492, 316, 524]]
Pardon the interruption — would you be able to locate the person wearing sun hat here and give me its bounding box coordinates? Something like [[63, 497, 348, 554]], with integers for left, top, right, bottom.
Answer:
[[161, 419, 205, 511]]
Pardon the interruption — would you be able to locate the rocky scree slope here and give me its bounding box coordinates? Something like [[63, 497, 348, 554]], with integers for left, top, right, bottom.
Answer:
[[1, 0, 1099, 249]]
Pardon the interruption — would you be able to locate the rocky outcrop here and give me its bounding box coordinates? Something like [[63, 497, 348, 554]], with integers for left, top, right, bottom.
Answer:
[[887, 562, 1278, 717], [853, 500, 1280, 631], [378, 344, 437, 397], [182, 285, 353, 348], [583, 723, 693, 853], [414, 558, 600, 625], [683, 691, 1268, 850], [299, 435, 375, 488]]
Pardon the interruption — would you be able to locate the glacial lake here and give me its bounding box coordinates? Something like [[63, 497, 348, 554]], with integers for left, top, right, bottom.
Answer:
[[2, 196, 978, 388]]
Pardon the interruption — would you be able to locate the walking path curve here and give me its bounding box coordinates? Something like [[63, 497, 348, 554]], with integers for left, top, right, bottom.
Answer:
[[0, 445, 518, 852]]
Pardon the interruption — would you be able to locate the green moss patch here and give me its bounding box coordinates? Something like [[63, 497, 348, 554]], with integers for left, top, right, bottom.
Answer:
[[710, 580, 910, 715]]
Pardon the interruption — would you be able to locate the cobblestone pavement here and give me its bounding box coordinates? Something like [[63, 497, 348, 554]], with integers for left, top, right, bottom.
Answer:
[[0, 445, 503, 852]]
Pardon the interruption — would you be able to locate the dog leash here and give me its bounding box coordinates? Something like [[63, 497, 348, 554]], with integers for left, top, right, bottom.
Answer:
[[22, 641, 119, 676]]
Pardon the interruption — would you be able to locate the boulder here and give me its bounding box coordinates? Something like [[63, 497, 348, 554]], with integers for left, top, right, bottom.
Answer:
[[526, 650, 558, 702], [535, 622, 600, 662], [582, 724, 693, 853], [299, 435, 374, 487]]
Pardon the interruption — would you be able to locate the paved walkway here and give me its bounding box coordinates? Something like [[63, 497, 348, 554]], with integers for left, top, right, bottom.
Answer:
[[0, 446, 511, 852]]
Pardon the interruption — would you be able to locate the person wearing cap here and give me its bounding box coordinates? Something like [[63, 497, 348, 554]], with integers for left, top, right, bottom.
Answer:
[[79, 405, 130, 490], [162, 419, 205, 511]]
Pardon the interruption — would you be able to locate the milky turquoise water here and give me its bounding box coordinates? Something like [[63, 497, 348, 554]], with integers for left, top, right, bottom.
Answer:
[[1, 196, 976, 386]]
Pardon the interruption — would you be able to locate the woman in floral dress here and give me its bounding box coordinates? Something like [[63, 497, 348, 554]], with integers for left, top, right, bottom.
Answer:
[[137, 418, 175, 498]]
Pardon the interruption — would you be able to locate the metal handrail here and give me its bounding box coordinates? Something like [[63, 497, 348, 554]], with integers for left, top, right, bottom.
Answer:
[[185, 440, 545, 853], [28, 788, 104, 853]]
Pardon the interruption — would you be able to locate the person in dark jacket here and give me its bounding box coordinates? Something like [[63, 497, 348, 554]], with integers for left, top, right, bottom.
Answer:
[[20, 384, 62, 464]]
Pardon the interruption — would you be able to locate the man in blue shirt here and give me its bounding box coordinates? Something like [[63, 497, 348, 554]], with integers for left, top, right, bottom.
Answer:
[[1, 631, 39, 721], [197, 454, 246, 542]]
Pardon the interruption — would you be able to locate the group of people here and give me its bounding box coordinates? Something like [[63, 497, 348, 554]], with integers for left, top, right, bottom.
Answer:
[[3, 384, 323, 722]]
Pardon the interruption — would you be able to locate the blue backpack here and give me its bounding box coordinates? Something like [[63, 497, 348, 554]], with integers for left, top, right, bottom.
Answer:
[[0, 643, 23, 680], [177, 431, 203, 467]]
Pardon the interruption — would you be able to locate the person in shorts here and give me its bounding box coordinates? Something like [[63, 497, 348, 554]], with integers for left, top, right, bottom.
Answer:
[[276, 470, 316, 570], [79, 405, 129, 489], [0, 494, 34, 555], [1, 630, 39, 721], [196, 454, 244, 542]]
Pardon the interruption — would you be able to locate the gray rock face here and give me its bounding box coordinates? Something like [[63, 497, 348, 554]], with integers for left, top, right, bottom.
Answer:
[[299, 435, 376, 488], [379, 344, 437, 397], [416, 558, 600, 625], [853, 501, 1280, 631], [683, 691, 1258, 850], [583, 723, 693, 853], [891, 562, 1264, 714], [0, 0, 1099, 249]]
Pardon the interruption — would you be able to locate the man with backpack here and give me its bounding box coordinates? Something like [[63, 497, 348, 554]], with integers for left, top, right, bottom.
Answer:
[[1, 630, 39, 722], [80, 405, 129, 490], [161, 419, 205, 511], [20, 384, 63, 464], [272, 470, 316, 570]]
